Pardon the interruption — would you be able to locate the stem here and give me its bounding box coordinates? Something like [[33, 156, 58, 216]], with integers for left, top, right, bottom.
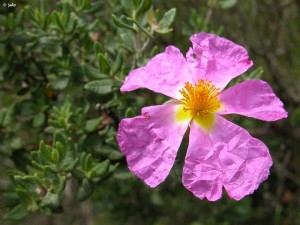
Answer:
[[204, 7, 213, 26], [139, 38, 151, 53], [128, 18, 154, 39]]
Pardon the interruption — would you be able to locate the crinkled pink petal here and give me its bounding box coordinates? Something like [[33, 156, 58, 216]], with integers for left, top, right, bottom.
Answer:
[[117, 104, 190, 187], [182, 115, 272, 201], [188, 32, 253, 90], [219, 79, 288, 121], [120, 46, 192, 100]]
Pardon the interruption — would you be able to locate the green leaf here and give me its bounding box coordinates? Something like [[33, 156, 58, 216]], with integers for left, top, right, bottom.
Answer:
[[96, 145, 124, 160], [7, 13, 15, 31], [104, 99, 121, 108], [31, 161, 44, 171], [112, 14, 136, 32], [219, 0, 238, 9], [52, 11, 64, 31], [92, 159, 110, 177], [84, 79, 114, 95], [125, 107, 135, 118], [39, 141, 52, 162], [76, 0, 91, 10], [85, 117, 102, 132], [150, 45, 159, 57], [132, 0, 140, 8], [77, 179, 93, 201], [51, 149, 59, 164], [98, 53, 110, 74], [97, 164, 119, 183], [33, 112, 46, 128], [15, 10, 24, 26], [94, 42, 103, 54], [15, 188, 39, 212], [84, 1, 103, 14], [119, 28, 135, 51], [65, 18, 78, 34], [75, 0, 84, 10], [112, 51, 123, 74], [290, 106, 300, 127], [16, 188, 34, 203], [58, 134, 76, 171], [72, 168, 86, 179], [120, 0, 134, 15], [4, 204, 29, 221], [62, 157, 78, 171], [40, 207, 52, 216], [136, 0, 152, 19], [0, 15, 7, 29], [43, 14, 51, 30], [56, 142, 66, 161], [156, 8, 176, 34], [84, 153, 93, 172], [9, 135, 22, 150], [0, 109, 5, 126], [82, 64, 107, 80], [48, 77, 70, 91], [247, 66, 264, 79], [0, 103, 15, 127], [83, 0, 91, 10], [62, 3, 71, 27], [105, 135, 117, 147], [44, 165, 58, 173], [79, 152, 87, 169], [53, 132, 66, 147], [40, 192, 61, 208]]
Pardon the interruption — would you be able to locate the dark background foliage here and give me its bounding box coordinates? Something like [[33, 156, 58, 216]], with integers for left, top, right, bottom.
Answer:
[[0, 0, 299, 224]]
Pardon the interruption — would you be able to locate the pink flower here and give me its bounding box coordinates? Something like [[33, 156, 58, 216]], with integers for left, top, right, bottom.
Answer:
[[116, 32, 288, 201]]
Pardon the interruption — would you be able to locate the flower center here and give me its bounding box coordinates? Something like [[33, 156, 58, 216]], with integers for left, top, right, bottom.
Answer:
[[179, 79, 221, 117]]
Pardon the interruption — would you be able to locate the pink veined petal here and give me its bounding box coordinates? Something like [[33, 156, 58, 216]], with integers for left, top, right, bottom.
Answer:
[[120, 46, 192, 100], [117, 104, 191, 188], [186, 47, 202, 78], [188, 32, 253, 90], [182, 115, 272, 201], [218, 79, 288, 121]]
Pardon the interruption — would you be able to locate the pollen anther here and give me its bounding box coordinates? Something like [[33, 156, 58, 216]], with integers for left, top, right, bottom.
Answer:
[[179, 79, 221, 117]]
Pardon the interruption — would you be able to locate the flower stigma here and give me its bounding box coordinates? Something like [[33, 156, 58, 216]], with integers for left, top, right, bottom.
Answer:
[[176, 79, 222, 130]]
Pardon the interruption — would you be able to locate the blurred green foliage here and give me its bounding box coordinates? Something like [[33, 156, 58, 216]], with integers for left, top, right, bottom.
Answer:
[[0, 0, 299, 224]]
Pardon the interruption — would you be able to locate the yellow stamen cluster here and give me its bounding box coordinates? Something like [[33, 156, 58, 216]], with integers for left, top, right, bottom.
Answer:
[[179, 79, 221, 117]]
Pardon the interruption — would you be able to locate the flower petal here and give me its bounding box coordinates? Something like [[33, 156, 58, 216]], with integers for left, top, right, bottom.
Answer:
[[182, 115, 272, 201], [219, 79, 288, 121], [117, 104, 190, 187], [121, 46, 192, 99], [188, 32, 253, 90]]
